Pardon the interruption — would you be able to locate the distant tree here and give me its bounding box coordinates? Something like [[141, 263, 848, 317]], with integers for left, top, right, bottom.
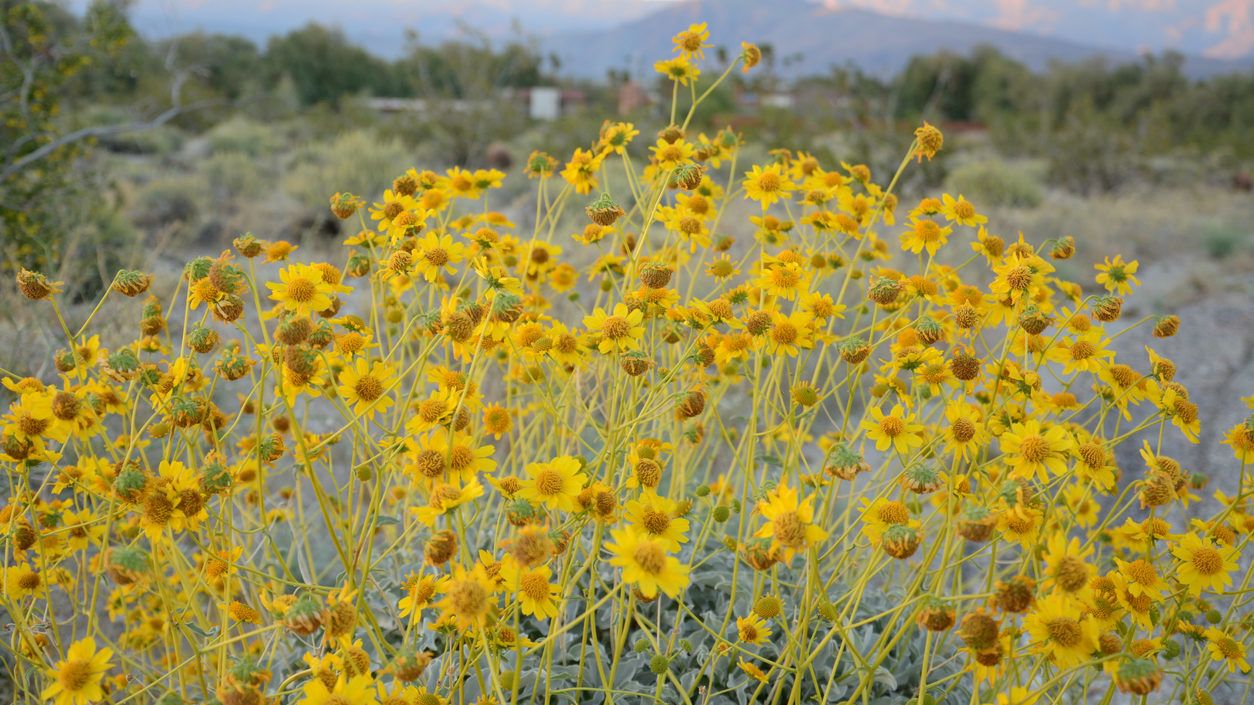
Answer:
[[389, 27, 543, 165], [264, 23, 394, 106], [967, 46, 1032, 122], [1181, 71, 1254, 155], [894, 51, 975, 121], [163, 33, 264, 101], [393, 30, 543, 98]]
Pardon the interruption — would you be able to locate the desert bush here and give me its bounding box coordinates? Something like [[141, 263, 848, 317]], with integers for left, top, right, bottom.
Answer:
[[43, 207, 139, 305], [282, 129, 412, 210], [204, 116, 284, 156], [1204, 225, 1248, 260], [945, 158, 1044, 208], [1045, 98, 1144, 194], [203, 151, 268, 205], [129, 174, 204, 231], [3, 23, 1252, 705]]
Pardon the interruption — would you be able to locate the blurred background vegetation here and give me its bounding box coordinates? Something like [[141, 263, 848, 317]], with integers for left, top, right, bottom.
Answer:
[[2, 0, 1252, 308]]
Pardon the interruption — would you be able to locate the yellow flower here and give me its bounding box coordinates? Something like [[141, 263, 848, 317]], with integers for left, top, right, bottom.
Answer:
[[482, 403, 513, 439], [263, 239, 297, 262], [1204, 627, 1251, 673], [738, 658, 769, 682], [43, 637, 112, 705], [70, 335, 105, 375], [598, 121, 639, 155], [501, 559, 560, 620], [3, 563, 42, 599], [659, 205, 711, 250], [1114, 557, 1165, 601], [989, 686, 1038, 705], [297, 674, 377, 705], [650, 138, 695, 171], [861, 404, 926, 455], [472, 168, 505, 192], [267, 263, 334, 318], [900, 218, 952, 256], [403, 430, 495, 486], [337, 358, 396, 420], [436, 563, 497, 629], [756, 257, 809, 300], [737, 613, 772, 645], [583, 303, 645, 355], [654, 56, 700, 85], [672, 23, 710, 58], [1072, 435, 1117, 490], [740, 42, 762, 72], [370, 189, 420, 234], [606, 527, 690, 599], [139, 459, 207, 539], [1223, 419, 1254, 463], [445, 166, 484, 199], [1000, 420, 1074, 482], [1062, 484, 1100, 527], [766, 310, 814, 358], [913, 121, 943, 161], [227, 600, 261, 624], [801, 291, 846, 321], [522, 241, 563, 279], [1148, 380, 1200, 443], [1046, 330, 1113, 375], [4, 388, 59, 442], [561, 148, 603, 195], [859, 498, 912, 546], [989, 252, 1053, 302], [544, 321, 588, 367], [971, 225, 1005, 264], [573, 222, 616, 245], [413, 230, 467, 283], [942, 402, 987, 461], [473, 258, 523, 295], [519, 455, 587, 512], [1094, 255, 1140, 295], [412, 477, 484, 526], [1022, 593, 1100, 669], [398, 574, 443, 619], [939, 193, 986, 226], [755, 482, 828, 562], [623, 490, 690, 551], [404, 388, 458, 433], [1040, 533, 1093, 600], [743, 164, 796, 207], [1170, 533, 1238, 596], [998, 503, 1043, 546]]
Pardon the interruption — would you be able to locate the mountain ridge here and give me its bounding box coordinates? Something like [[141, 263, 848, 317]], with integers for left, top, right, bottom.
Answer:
[[539, 0, 1252, 80]]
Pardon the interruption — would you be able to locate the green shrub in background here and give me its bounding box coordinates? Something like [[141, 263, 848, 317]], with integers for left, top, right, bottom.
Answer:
[[204, 151, 267, 205], [203, 116, 284, 156], [944, 158, 1045, 209], [129, 174, 205, 232], [282, 130, 412, 210]]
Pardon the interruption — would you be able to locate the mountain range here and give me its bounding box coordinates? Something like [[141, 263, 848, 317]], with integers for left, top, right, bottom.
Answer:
[[112, 0, 1254, 78], [540, 0, 1252, 79]]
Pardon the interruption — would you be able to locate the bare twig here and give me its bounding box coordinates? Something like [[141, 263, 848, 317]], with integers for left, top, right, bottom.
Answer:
[[1, 68, 217, 181]]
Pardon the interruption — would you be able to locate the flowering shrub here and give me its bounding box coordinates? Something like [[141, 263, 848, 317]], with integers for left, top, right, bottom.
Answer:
[[5, 22, 1254, 705]]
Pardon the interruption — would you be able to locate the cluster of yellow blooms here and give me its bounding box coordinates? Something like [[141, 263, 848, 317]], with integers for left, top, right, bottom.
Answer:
[[4, 22, 1254, 705]]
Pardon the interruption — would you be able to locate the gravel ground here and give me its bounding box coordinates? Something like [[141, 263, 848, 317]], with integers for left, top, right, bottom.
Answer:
[[1110, 261, 1254, 517]]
